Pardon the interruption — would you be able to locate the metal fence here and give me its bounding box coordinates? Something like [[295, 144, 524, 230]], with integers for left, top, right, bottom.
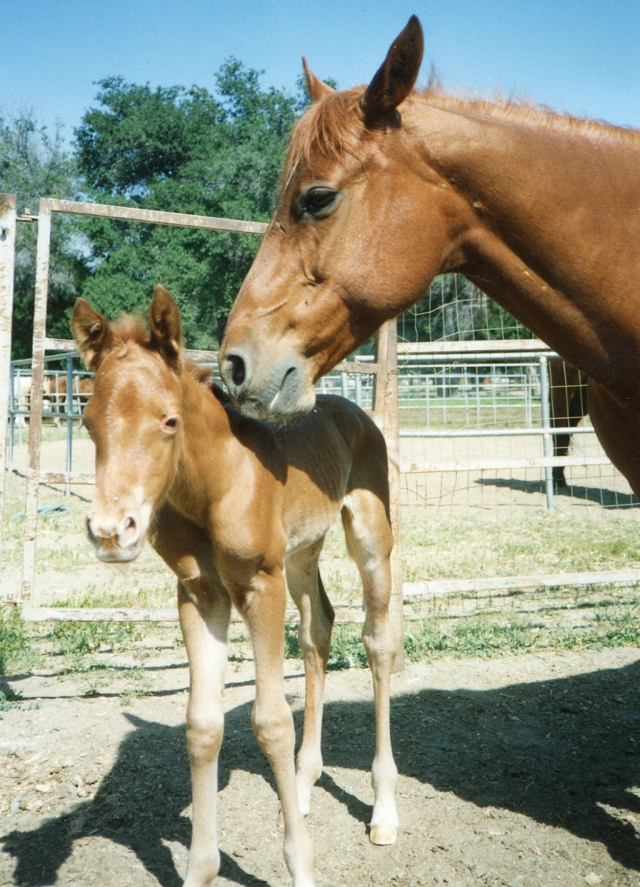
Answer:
[[3, 193, 640, 627], [0, 194, 403, 634]]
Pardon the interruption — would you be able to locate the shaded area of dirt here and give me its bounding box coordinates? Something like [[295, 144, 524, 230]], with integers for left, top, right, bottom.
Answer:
[[2, 648, 640, 886]]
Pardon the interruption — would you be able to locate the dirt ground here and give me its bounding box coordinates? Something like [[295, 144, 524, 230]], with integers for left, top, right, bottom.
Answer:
[[3, 426, 640, 887], [3, 645, 640, 887]]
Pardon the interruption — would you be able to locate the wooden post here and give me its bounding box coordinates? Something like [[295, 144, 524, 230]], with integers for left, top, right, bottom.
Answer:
[[374, 319, 404, 670], [0, 194, 17, 595]]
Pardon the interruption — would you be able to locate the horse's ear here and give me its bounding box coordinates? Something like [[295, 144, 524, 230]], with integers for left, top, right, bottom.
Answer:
[[302, 57, 335, 102], [362, 15, 424, 127], [71, 299, 113, 370], [149, 284, 182, 371]]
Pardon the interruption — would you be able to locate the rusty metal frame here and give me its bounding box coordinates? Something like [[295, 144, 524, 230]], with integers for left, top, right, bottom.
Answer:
[[0, 194, 17, 587], [6, 197, 402, 649]]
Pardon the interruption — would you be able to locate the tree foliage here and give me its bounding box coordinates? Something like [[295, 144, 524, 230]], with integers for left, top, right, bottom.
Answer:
[[74, 62, 304, 348], [0, 110, 86, 357], [1, 63, 528, 361]]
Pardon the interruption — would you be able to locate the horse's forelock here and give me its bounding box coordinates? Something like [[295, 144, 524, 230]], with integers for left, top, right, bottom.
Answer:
[[279, 89, 366, 193], [110, 315, 151, 349]]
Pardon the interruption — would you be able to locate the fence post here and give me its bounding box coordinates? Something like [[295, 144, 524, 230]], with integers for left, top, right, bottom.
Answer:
[[0, 194, 17, 595], [21, 198, 52, 611], [539, 354, 555, 509], [8, 362, 16, 471], [65, 356, 74, 495], [374, 319, 404, 670]]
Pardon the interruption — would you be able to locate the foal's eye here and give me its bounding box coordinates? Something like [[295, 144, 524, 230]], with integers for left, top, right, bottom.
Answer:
[[162, 416, 179, 432], [299, 187, 340, 219]]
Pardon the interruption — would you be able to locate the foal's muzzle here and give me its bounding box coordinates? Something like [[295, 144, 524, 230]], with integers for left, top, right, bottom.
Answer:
[[86, 510, 144, 563]]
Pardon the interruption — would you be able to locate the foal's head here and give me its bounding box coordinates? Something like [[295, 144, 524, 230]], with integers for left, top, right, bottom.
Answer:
[[72, 285, 185, 562], [219, 16, 433, 420]]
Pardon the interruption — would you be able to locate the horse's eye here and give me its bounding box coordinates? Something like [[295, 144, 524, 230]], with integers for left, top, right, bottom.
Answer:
[[299, 187, 340, 219]]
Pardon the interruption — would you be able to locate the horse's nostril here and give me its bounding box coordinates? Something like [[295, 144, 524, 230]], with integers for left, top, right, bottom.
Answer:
[[228, 354, 246, 388]]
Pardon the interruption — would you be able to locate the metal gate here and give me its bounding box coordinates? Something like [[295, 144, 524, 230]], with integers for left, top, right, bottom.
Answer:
[[0, 194, 403, 634]]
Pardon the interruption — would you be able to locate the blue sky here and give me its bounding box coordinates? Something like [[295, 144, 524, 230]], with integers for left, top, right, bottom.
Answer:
[[3, 0, 640, 141]]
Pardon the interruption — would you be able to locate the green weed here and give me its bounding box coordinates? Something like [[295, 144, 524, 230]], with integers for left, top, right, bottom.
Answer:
[[52, 621, 142, 658], [0, 607, 28, 674]]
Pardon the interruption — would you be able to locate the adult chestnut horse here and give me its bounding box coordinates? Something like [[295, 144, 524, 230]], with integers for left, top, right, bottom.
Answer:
[[219, 16, 640, 496], [71, 285, 398, 887]]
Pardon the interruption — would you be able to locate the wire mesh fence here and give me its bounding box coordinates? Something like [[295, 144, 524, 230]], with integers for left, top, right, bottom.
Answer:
[[393, 275, 640, 626]]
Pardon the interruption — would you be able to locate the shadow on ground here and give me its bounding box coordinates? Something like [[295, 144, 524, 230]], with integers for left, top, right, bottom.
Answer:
[[3, 660, 640, 884], [476, 476, 639, 509]]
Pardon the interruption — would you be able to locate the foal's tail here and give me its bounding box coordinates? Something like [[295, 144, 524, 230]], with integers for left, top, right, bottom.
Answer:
[[317, 570, 335, 626]]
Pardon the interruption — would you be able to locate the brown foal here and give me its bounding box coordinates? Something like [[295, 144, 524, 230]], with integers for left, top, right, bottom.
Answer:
[[71, 285, 398, 887], [219, 16, 640, 497]]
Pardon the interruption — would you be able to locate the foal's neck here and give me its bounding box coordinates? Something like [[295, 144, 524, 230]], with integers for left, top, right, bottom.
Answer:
[[170, 369, 232, 520]]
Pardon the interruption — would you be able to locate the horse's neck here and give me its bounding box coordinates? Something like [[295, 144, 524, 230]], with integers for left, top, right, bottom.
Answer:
[[170, 373, 231, 522], [412, 100, 640, 396]]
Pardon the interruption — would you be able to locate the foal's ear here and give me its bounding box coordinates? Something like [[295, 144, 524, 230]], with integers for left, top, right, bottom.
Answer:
[[71, 299, 113, 370], [149, 284, 182, 371], [302, 57, 335, 102], [362, 15, 424, 127]]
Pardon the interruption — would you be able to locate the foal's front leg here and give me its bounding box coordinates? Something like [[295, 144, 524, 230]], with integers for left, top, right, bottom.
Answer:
[[179, 580, 231, 887], [239, 569, 316, 887]]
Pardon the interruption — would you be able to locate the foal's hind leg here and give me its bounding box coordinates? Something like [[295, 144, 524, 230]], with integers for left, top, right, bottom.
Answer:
[[286, 541, 335, 815], [342, 490, 399, 845]]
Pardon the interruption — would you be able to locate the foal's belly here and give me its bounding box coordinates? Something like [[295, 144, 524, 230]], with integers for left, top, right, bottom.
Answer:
[[283, 496, 344, 556]]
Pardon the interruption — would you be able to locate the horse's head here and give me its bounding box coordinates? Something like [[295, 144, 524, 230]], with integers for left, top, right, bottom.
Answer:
[[72, 285, 184, 562], [219, 16, 458, 420]]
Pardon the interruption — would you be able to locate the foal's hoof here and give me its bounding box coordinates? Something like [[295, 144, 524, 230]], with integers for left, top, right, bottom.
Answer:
[[369, 824, 398, 845]]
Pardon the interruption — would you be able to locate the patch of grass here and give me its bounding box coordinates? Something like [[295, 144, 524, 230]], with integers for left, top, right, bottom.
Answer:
[[284, 626, 302, 659], [329, 625, 368, 669], [0, 607, 29, 674], [0, 688, 23, 710], [283, 623, 369, 669], [403, 600, 640, 660], [52, 621, 142, 659], [120, 688, 149, 706], [401, 513, 640, 582]]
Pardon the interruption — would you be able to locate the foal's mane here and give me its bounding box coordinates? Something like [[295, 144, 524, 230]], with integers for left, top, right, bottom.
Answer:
[[281, 82, 639, 185]]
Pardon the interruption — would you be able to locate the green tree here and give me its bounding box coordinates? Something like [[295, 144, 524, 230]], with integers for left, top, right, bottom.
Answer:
[[75, 62, 305, 348], [0, 110, 86, 357]]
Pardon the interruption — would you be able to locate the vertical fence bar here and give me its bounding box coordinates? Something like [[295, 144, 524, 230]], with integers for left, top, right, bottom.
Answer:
[[8, 362, 15, 471], [442, 367, 447, 425], [355, 373, 362, 407], [491, 365, 497, 425], [20, 199, 52, 611], [425, 371, 430, 426], [0, 194, 17, 594], [539, 354, 555, 509], [463, 365, 470, 424], [65, 357, 73, 495]]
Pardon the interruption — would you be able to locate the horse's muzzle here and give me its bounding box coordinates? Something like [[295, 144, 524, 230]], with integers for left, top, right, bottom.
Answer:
[[219, 346, 316, 420]]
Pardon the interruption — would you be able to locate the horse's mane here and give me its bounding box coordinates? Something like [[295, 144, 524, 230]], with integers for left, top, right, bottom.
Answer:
[[421, 83, 639, 143], [281, 82, 638, 185]]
